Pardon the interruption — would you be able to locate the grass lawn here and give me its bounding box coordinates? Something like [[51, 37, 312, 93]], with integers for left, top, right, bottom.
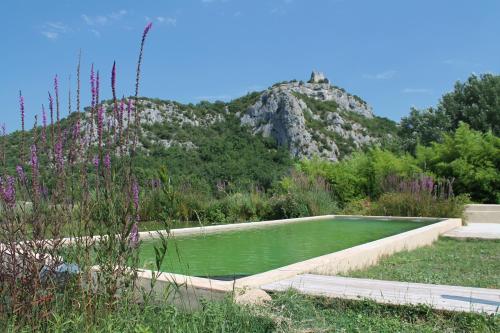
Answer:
[[344, 237, 500, 289], [267, 291, 499, 332], [3, 291, 498, 332]]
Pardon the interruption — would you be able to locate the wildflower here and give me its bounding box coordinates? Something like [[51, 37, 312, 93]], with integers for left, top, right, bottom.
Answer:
[[111, 61, 116, 99], [97, 105, 104, 148], [96, 71, 100, 105], [92, 155, 99, 169], [16, 165, 26, 183], [103, 153, 111, 170], [54, 75, 60, 122], [41, 105, 47, 144], [134, 21, 153, 104], [90, 64, 96, 108], [30, 144, 40, 197], [55, 140, 64, 169], [1, 176, 16, 208]]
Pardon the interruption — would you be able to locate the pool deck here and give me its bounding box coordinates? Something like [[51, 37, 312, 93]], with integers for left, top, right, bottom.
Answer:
[[443, 223, 500, 240], [262, 274, 500, 314]]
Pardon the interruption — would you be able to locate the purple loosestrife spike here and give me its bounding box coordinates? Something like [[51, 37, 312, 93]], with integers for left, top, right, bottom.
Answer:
[[111, 61, 116, 99], [16, 165, 26, 183], [48, 92, 55, 146], [19, 91, 25, 162], [54, 75, 60, 123], [90, 64, 96, 109], [41, 104, 47, 144], [92, 155, 99, 169], [97, 105, 104, 149], [1, 176, 16, 208], [55, 140, 64, 169], [96, 70, 100, 105], [135, 22, 153, 98], [30, 144, 40, 198], [104, 153, 111, 170]]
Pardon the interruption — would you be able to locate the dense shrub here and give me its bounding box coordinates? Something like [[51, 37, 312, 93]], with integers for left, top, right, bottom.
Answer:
[[298, 150, 421, 205], [368, 192, 468, 218], [267, 171, 338, 219], [416, 123, 500, 203], [367, 175, 469, 218]]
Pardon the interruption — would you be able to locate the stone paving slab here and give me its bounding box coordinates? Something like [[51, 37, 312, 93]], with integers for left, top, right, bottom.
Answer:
[[443, 223, 500, 240], [262, 274, 500, 314]]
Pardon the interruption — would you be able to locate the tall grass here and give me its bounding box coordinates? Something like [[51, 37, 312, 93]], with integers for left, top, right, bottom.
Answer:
[[368, 174, 469, 217]]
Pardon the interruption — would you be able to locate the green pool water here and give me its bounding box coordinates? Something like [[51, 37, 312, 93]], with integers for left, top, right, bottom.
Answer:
[[139, 217, 437, 278]]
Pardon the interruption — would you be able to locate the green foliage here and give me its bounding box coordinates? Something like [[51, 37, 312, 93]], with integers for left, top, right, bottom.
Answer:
[[298, 150, 421, 205], [440, 73, 500, 135], [367, 192, 469, 218], [267, 171, 338, 219], [399, 73, 500, 155], [399, 107, 452, 153], [227, 91, 262, 113], [416, 123, 500, 203], [139, 115, 293, 193]]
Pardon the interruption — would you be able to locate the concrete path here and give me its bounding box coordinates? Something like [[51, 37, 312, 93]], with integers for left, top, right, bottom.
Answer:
[[262, 274, 500, 314], [443, 223, 500, 240]]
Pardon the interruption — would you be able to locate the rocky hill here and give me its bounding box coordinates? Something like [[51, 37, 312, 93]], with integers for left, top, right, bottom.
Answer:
[[2, 71, 397, 188], [85, 71, 395, 162]]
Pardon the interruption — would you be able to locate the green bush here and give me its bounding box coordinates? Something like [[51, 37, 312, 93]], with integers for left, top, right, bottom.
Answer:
[[267, 171, 338, 219], [368, 192, 469, 218], [416, 123, 500, 203]]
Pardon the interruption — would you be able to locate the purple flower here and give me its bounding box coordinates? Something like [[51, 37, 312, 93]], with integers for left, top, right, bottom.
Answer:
[[96, 71, 100, 105], [55, 140, 64, 169], [97, 105, 104, 148], [1, 176, 16, 208], [129, 222, 139, 248], [48, 92, 54, 128], [30, 145, 38, 171], [90, 64, 96, 108], [111, 61, 116, 98], [73, 120, 80, 140], [92, 155, 99, 169], [54, 75, 60, 122], [143, 22, 153, 38], [30, 145, 40, 197], [16, 165, 26, 183], [103, 153, 111, 170], [41, 105, 47, 144]]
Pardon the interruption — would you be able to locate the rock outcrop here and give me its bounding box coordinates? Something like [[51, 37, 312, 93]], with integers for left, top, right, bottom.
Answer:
[[76, 71, 389, 162], [239, 72, 376, 161]]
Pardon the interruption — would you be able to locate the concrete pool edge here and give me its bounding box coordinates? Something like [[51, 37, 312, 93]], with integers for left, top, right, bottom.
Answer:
[[132, 216, 461, 305]]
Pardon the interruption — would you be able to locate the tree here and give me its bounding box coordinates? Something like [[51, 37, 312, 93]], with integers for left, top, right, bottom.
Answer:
[[399, 107, 452, 153], [416, 123, 500, 203], [439, 74, 500, 135]]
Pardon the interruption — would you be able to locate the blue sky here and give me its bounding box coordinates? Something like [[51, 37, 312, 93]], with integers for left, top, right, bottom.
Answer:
[[1, 0, 499, 132]]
